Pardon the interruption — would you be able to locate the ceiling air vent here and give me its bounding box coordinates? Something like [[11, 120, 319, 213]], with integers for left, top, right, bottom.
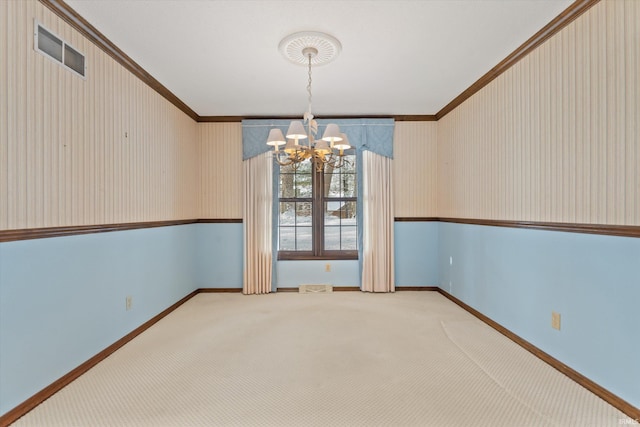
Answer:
[[34, 21, 86, 78]]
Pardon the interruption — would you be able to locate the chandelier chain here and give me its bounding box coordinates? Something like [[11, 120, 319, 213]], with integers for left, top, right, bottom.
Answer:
[[307, 53, 312, 118]]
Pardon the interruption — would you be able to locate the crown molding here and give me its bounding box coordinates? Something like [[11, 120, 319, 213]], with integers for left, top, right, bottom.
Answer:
[[197, 115, 437, 123]]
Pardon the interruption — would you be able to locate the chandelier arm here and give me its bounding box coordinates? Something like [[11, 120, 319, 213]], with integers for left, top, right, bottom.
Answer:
[[322, 152, 350, 171], [274, 151, 301, 169], [274, 146, 315, 168], [273, 155, 295, 167]]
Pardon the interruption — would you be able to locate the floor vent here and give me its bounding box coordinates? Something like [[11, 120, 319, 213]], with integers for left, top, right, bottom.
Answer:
[[299, 284, 333, 294]]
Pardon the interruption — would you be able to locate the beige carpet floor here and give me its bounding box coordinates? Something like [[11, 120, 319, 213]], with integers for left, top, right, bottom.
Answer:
[[13, 292, 628, 426]]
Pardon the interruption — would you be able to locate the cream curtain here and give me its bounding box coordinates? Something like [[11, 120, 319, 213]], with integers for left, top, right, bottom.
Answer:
[[361, 150, 395, 292], [243, 152, 273, 295]]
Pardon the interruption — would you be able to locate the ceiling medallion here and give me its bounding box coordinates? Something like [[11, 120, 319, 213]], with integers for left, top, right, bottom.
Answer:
[[278, 31, 342, 66]]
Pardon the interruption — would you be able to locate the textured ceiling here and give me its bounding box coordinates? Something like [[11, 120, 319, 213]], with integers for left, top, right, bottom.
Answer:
[[65, 0, 574, 117]]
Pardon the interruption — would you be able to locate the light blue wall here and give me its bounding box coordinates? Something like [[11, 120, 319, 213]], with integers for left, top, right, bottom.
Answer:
[[275, 222, 440, 289], [192, 224, 362, 290], [438, 221, 640, 408], [192, 224, 363, 289], [276, 260, 360, 287], [194, 223, 243, 288], [395, 222, 439, 286], [0, 224, 198, 415]]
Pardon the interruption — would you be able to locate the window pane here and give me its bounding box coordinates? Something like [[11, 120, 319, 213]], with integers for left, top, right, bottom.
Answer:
[[324, 202, 343, 226], [296, 202, 311, 225], [341, 173, 356, 197], [281, 161, 312, 198], [341, 201, 357, 224], [294, 173, 312, 197], [280, 225, 314, 251], [296, 226, 312, 250], [296, 159, 312, 173], [325, 201, 356, 222], [279, 174, 295, 198], [341, 226, 357, 250], [324, 201, 357, 251], [324, 225, 358, 251], [279, 158, 313, 253], [326, 168, 341, 197], [279, 227, 295, 250], [324, 156, 356, 197], [279, 202, 295, 225], [324, 226, 341, 250], [342, 154, 356, 173]]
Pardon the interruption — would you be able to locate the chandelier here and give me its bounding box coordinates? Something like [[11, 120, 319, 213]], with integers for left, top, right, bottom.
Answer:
[[266, 32, 351, 172]]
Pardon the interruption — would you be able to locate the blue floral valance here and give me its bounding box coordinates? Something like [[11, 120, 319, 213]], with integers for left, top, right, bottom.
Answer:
[[242, 118, 395, 161]]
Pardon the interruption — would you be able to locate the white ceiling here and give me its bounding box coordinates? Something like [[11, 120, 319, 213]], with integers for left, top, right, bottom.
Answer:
[[65, 0, 573, 117]]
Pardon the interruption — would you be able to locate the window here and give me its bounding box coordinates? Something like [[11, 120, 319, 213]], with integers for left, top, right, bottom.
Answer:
[[278, 152, 357, 260], [34, 22, 86, 78]]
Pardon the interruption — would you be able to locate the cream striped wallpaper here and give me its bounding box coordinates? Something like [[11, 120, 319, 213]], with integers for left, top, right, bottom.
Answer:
[[198, 123, 243, 219], [0, 0, 199, 231], [394, 121, 438, 217], [438, 0, 639, 225], [205, 114, 608, 222], [196, 121, 438, 219], [3, 0, 637, 231]]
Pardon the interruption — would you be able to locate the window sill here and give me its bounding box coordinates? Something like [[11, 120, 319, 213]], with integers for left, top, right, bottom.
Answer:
[[277, 251, 358, 261]]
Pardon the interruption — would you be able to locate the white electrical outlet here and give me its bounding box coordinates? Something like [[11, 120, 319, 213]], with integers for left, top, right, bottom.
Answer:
[[325, 263, 331, 272], [126, 295, 133, 311], [450, 256, 453, 265]]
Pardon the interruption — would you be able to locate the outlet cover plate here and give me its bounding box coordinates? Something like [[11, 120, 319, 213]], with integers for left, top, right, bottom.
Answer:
[[551, 311, 561, 330]]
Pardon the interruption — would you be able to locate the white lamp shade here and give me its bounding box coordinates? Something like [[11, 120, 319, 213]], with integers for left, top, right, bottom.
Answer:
[[266, 128, 286, 146], [321, 123, 343, 143], [286, 121, 308, 140], [284, 138, 300, 154], [333, 133, 352, 151], [314, 139, 331, 154]]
